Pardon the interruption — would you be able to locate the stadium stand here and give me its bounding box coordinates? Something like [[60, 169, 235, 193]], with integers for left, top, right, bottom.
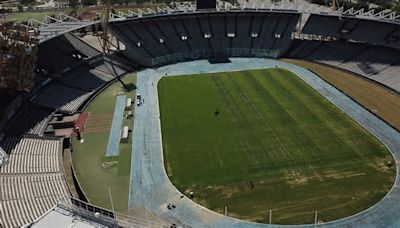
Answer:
[[301, 14, 342, 38], [58, 66, 112, 91], [33, 72, 50, 88], [183, 15, 210, 55], [288, 39, 400, 92], [110, 11, 300, 66], [3, 8, 400, 227], [0, 28, 135, 228], [386, 27, 400, 49], [0, 92, 24, 133], [31, 82, 93, 114], [0, 90, 19, 113], [209, 14, 229, 53], [4, 104, 53, 136], [0, 146, 8, 167], [31, 56, 131, 115], [289, 40, 365, 64], [339, 46, 400, 75], [37, 33, 101, 74], [232, 13, 251, 50], [0, 137, 70, 228], [0, 137, 62, 174], [301, 14, 400, 49], [371, 65, 400, 89], [90, 57, 131, 77], [63, 33, 101, 58]]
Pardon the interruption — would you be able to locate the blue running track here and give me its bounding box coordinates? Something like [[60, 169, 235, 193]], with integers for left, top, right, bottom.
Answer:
[[106, 95, 126, 157], [129, 58, 400, 227]]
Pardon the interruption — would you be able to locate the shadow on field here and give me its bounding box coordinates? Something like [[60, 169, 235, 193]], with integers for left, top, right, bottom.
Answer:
[[124, 83, 137, 92]]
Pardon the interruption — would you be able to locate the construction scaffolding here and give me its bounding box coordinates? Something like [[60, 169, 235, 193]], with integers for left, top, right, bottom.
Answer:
[[0, 22, 38, 91]]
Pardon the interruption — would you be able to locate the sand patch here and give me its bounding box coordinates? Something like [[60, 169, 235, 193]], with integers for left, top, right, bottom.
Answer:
[[102, 161, 118, 169], [284, 170, 366, 187]]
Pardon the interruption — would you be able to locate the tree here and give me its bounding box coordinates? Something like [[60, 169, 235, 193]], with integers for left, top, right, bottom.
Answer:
[[0, 23, 38, 92]]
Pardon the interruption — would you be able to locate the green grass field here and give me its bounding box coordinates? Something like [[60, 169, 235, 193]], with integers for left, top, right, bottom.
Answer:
[[3, 10, 69, 22], [71, 74, 136, 214], [158, 68, 396, 224]]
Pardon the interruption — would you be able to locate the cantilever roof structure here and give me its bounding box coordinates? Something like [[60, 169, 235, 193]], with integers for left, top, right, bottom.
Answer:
[[32, 20, 97, 43], [25, 13, 97, 43], [28, 1, 400, 44], [28, 205, 109, 228], [27, 198, 167, 228]]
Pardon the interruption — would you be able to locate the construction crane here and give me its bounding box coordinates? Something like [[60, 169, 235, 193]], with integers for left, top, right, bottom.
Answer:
[[99, 0, 120, 54], [100, 0, 112, 54], [98, 1, 127, 89], [332, 0, 340, 11], [0, 22, 38, 91]]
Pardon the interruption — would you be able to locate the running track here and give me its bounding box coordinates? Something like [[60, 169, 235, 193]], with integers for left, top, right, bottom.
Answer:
[[129, 58, 400, 227]]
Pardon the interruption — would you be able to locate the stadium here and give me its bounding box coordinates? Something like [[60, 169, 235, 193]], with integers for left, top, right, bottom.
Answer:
[[1, 0, 400, 227]]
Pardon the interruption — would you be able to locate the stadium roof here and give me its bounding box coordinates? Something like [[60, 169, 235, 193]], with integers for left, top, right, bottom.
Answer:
[[29, 0, 400, 44], [28, 205, 109, 228], [26, 198, 167, 228], [38, 21, 95, 42]]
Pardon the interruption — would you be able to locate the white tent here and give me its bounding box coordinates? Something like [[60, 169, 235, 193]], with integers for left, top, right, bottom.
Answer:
[[121, 126, 129, 143], [126, 98, 132, 110]]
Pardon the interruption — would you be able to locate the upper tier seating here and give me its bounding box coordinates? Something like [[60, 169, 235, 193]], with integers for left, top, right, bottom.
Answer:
[[37, 33, 101, 74], [31, 82, 93, 114], [90, 57, 131, 77], [287, 40, 400, 92], [63, 33, 101, 58], [289, 40, 367, 65], [58, 66, 113, 91], [302, 14, 400, 49], [110, 11, 300, 66], [4, 104, 53, 137]]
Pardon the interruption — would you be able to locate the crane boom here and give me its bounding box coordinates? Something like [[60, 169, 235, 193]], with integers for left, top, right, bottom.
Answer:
[[332, 0, 339, 11], [101, 0, 111, 53]]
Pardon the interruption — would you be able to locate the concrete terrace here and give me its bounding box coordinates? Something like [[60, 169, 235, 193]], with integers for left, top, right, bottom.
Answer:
[[129, 58, 400, 227]]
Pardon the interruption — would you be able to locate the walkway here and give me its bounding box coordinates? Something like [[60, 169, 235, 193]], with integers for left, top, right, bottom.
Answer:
[[105, 95, 126, 157]]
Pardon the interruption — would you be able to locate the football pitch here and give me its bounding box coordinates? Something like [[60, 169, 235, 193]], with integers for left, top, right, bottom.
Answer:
[[158, 68, 396, 224]]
